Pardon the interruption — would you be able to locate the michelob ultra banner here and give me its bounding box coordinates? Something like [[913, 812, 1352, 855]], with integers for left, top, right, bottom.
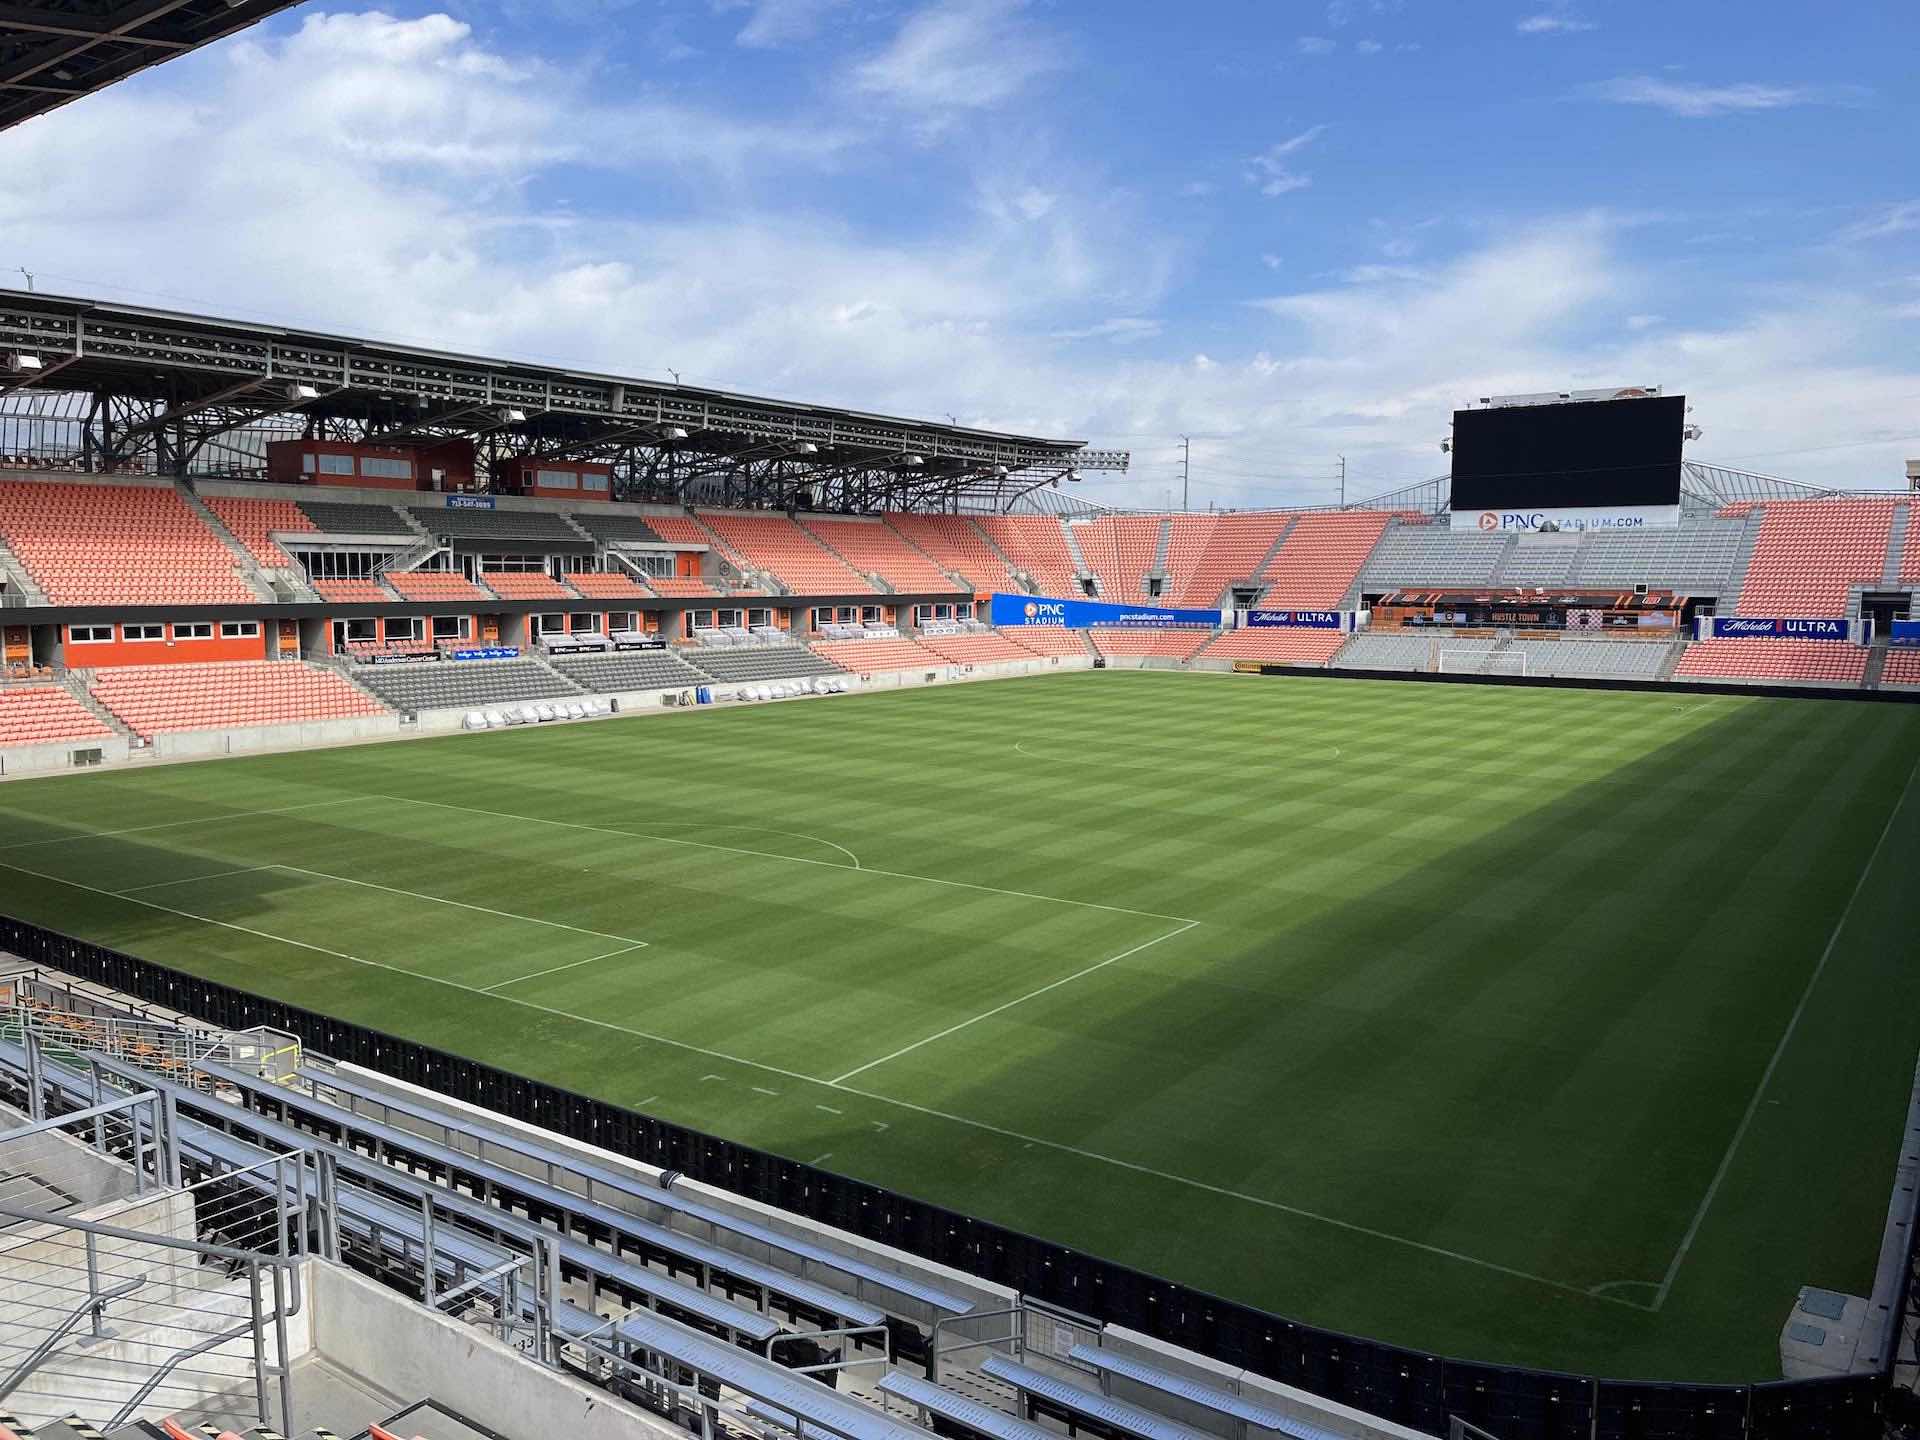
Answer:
[[988, 594, 1223, 628], [1242, 609, 1350, 630], [1696, 616, 1863, 642]]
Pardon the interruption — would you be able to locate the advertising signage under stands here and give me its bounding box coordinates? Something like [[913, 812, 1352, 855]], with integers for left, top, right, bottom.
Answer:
[[452, 646, 520, 661], [1244, 609, 1347, 629], [988, 593, 1222, 628], [1890, 620, 1920, 648], [446, 494, 498, 510], [1703, 617, 1855, 641]]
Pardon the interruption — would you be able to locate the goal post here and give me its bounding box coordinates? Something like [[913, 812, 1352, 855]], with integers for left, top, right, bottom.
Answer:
[[1435, 647, 1527, 676]]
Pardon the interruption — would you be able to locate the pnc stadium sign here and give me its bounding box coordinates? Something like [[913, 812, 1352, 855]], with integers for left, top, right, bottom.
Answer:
[[1457, 504, 1680, 534]]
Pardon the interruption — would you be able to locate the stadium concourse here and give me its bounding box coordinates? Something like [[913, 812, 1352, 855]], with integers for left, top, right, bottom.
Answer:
[[1, 466, 1917, 770]]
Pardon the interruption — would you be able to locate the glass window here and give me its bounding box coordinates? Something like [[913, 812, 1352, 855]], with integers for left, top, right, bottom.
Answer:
[[580, 472, 609, 492], [69, 625, 111, 643], [811, 607, 833, 629], [716, 609, 742, 628], [124, 624, 164, 642], [747, 608, 772, 628], [956, 602, 974, 620], [360, 457, 414, 480], [570, 613, 602, 632], [301, 452, 317, 474], [860, 606, 882, 624], [317, 454, 355, 475], [536, 469, 578, 489], [431, 615, 469, 641], [220, 621, 260, 639], [342, 618, 377, 643], [608, 611, 636, 632], [172, 622, 213, 640], [384, 616, 422, 642]]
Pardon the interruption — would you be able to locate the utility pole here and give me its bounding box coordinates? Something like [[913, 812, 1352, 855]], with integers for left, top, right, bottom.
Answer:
[[16, 267, 32, 292], [1180, 435, 1191, 512], [1338, 454, 1346, 508]]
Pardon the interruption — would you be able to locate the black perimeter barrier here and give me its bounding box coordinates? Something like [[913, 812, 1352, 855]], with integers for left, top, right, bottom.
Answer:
[[0, 915, 1900, 1440]]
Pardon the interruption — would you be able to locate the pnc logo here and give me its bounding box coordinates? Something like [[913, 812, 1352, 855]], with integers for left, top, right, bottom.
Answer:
[[1023, 602, 1038, 618], [1477, 511, 1499, 531]]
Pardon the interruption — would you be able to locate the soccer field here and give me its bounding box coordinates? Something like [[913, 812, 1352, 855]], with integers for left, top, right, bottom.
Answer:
[[0, 670, 1916, 1382]]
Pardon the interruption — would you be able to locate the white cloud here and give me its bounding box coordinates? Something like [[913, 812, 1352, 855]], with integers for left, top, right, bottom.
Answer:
[[1245, 126, 1327, 198], [1582, 75, 1839, 118], [1295, 35, 1336, 55], [1626, 313, 1665, 331], [723, 0, 848, 48], [1050, 317, 1162, 344], [1355, 39, 1383, 54], [1516, 11, 1596, 33], [1835, 201, 1920, 243], [852, 0, 1067, 121], [1261, 253, 1284, 271]]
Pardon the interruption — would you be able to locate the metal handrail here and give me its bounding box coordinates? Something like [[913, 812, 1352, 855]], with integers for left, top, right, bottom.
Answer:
[[105, 1313, 262, 1429], [0, 1274, 145, 1402]]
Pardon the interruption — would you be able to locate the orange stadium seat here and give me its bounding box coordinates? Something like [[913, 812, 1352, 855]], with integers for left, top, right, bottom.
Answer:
[[882, 515, 1012, 593], [87, 660, 388, 738], [973, 516, 1081, 598], [203, 493, 316, 567], [480, 570, 577, 600], [0, 481, 257, 605], [810, 636, 941, 671], [1087, 627, 1214, 659], [1673, 639, 1869, 684], [699, 511, 875, 594], [800, 517, 959, 592], [1881, 650, 1920, 687], [385, 571, 490, 602], [646, 575, 728, 598], [1003, 627, 1091, 656], [1200, 629, 1346, 665], [567, 571, 651, 598], [1076, 516, 1164, 601], [1734, 499, 1896, 616], [1257, 512, 1390, 608], [0, 686, 114, 746], [916, 630, 1038, 664], [1173, 513, 1293, 605], [312, 578, 397, 602]]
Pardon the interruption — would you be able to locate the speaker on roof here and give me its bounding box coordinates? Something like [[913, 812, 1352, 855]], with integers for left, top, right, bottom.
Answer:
[[1634, 583, 1648, 596]]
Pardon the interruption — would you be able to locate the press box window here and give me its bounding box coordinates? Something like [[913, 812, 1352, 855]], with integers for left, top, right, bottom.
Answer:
[[68, 625, 112, 643], [360, 457, 414, 480], [221, 622, 260, 639], [316, 454, 355, 476], [124, 624, 164, 642], [172, 622, 213, 640]]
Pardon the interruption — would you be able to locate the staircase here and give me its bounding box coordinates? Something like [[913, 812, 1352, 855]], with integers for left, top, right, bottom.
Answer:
[[1483, 535, 1521, 586], [173, 484, 280, 603], [1060, 521, 1098, 596], [56, 672, 135, 743], [1882, 502, 1909, 586], [1144, 518, 1172, 597], [0, 534, 47, 608], [1718, 507, 1766, 615], [1238, 517, 1298, 604], [1864, 642, 1889, 691], [963, 518, 1027, 592], [879, 517, 973, 592]]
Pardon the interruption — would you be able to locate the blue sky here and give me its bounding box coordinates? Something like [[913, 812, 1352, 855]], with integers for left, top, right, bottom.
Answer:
[[1, 0, 1915, 506]]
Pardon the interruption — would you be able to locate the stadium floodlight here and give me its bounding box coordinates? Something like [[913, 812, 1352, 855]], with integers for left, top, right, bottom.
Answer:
[[285, 382, 319, 403], [498, 407, 527, 424], [1683, 423, 1703, 442], [899, 453, 924, 467], [661, 426, 689, 441], [792, 441, 818, 455], [5, 352, 43, 374]]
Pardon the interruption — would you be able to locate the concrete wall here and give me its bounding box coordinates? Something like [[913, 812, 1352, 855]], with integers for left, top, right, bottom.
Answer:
[[0, 1099, 141, 1209], [149, 712, 405, 760], [308, 1261, 680, 1440], [0, 735, 128, 777]]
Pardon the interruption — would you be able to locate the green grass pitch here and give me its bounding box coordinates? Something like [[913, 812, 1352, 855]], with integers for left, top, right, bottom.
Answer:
[[0, 670, 1916, 1382]]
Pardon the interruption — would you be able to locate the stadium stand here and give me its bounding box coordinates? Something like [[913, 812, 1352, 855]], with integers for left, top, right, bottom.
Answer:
[[1505, 638, 1676, 680], [0, 480, 256, 605], [1168, 513, 1294, 605], [1502, 536, 1581, 586], [811, 636, 941, 671], [1078, 516, 1164, 600], [204, 493, 317, 567], [699, 512, 876, 594], [1359, 523, 1506, 590], [687, 645, 846, 684], [572, 511, 667, 544], [385, 570, 491, 602], [1088, 628, 1213, 660], [1567, 518, 1749, 593], [549, 650, 710, 692], [566, 570, 653, 598], [0, 684, 114, 745], [352, 658, 582, 713], [1733, 498, 1898, 615], [86, 660, 387, 737], [800, 516, 958, 592], [1004, 627, 1093, 656], [311, 578, 397, 602], [1199, 628, 1346, 665], [1673, 638, 1870, 685], [479, 570, 577, 600], [883, 514, 1012, 592], [297, 499, 415, 535], [974, 515, 1083, 597], [647, 574, 729, 597], [1258, 511, 1391, 607], [917, 630, 1045, 665], [407, 505, 580, 542], [1332, 630, 1434, 671], [1882, 650, 1920, 688]]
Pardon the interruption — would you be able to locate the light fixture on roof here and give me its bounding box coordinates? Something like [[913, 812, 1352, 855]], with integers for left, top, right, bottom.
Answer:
[[498, 407, 527, 424], [899, 453, 924, 467], [992, 464, 1008, 476], [661, 425, 688, 441], [4, 352, 43, 374], [285, 382, 319, 403], [792, 441, 818, 455], [1682, 423, 1703, 442]]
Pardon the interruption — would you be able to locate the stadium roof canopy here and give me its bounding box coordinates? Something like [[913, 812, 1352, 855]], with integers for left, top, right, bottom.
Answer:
[[0, 0, 308, 132], [0, 288, 1128, 511]]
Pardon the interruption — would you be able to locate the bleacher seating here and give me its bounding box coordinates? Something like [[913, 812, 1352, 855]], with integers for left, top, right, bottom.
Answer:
[[0, 685, 114, 746], [1077, 516, 1164, 601], [1673, 638, 1869, 685], [810, 636, 941, 671], [0, 481, 256, 605], [1199, 628, 1345, 665], [916, 630, 1041, 665], [204, 493, 317, 567], [883, 514, 1011, 592], [480, 570, 576, 600], [1734, 499, 1897, 615], [1502, 536, 1581, 586], [1359, 523, 1506, 590], [1504, 638, 1676, 679], [800, 517, 959, 592], [312, 578, 397, 602], [1568, 519, 1748, 593], [646, 574, 728, 597], [699, 512, 875, 594], [87, 660, 387, 737], [549, 650, 709, 692], [1175, 513, 1298, 605], [408, 506, 580, 541], [1004, 627, 1090, 656], [571, 511, 666, 543], [1332, 630, 1434, 671], [297, 500, 414, 535], [1882, 650, 1920, 688], [686, 646, 846, 684], [1258, 511, 1390, 607], [1088, 628, 1213, 660], [353, 657, 581, 713], [566, 570, 651, 598], [385, 571, 491, 602], [1156, 514, 1218, 604], [974, 516, 1082, 597]]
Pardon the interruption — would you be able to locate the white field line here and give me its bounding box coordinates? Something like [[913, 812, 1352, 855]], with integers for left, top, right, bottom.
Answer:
[[367, 792, 1197, 925], [271, 863, 650, 950], [117, 865, 278, 895], [830, 919, 1201, 1085], [1651, 751, 1920, 1311], [0, 796, 361, 852], [482, 943, 649, 993], [634, 823, 862, 870]]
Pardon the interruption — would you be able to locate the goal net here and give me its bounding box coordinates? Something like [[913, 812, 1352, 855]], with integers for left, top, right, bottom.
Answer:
[[1436, 648, 1527, 676]]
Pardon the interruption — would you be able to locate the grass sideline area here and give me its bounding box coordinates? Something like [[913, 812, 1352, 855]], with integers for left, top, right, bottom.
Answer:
[[0, 669, 1915, 1381]]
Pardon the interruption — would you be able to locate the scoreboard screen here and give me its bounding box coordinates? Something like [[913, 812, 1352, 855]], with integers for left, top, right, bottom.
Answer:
[[1450, 394, 1685, 511]]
